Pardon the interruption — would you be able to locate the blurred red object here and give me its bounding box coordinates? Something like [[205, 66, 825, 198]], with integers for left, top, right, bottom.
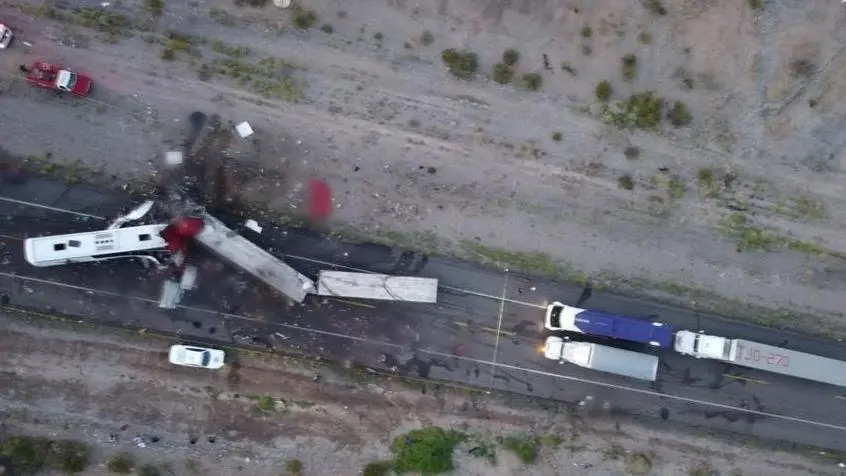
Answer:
[[307, 179, 333, 220], [159, 216, 205, 253]]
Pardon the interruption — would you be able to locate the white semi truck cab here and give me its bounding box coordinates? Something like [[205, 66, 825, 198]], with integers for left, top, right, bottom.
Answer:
[[673, 330, 732, 359]]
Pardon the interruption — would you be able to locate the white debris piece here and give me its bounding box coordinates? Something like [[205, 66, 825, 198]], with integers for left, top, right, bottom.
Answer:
[[180, 266, 198, 290], [273, 0, 292, 7], [244, 219, 263, 234], [164, 151, 183, 166], [235, 121, 254, 138], [158, 280, 182, 309]]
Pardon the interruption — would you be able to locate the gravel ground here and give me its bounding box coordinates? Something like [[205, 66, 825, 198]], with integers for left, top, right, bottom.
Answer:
[[0, 311, 841, 476], [2, 0, 846, 330]]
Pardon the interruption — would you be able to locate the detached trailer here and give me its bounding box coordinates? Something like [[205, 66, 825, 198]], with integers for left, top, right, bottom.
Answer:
[[674, 331, 846, 388], [193, 214, 315, 303], [316, 271, 438, 303], [543, 336, 659, 382]]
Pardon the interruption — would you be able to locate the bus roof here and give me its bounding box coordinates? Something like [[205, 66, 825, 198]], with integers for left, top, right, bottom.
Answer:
[[23, 224, 168, 266]]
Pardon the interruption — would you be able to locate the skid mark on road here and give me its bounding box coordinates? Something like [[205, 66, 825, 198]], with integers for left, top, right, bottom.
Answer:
[[2, 271, 846, 432]]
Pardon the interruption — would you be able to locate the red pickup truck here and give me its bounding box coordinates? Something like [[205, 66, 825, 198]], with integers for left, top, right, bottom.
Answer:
[[24, 61, 93, 97]]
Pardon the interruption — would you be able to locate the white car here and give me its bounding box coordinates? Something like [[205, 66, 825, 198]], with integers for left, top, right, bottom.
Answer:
[[168, 345, 225, 369], [0, 24, 13, 49]]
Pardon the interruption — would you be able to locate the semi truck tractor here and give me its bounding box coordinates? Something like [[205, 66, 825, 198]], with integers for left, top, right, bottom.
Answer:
[[543, 336, 659, 382], [674, 330, 846, 388]]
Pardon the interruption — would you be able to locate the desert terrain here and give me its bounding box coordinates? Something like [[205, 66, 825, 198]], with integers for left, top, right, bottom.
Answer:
[[0, 310, 841, 475], [1, 0, 846, 333]]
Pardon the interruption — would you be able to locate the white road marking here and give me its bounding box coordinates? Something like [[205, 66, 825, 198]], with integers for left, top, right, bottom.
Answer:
[[488, 272, 509, 386], [0, 196, 106, 220], [2, 271, 846, 433]]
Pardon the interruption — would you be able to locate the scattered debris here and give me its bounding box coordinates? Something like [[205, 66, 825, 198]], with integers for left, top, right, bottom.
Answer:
[[235, 121, 254, 138], [244, 218, 263, 234], [158, 280, 182, 309], [164, 151, 183, 167]]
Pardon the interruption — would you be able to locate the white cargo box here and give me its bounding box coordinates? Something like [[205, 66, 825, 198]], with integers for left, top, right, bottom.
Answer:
[[317, 271, 438, 303]]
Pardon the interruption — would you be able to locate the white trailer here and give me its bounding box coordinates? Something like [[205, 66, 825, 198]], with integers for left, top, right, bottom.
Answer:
[[316, 271, 438, 303], [674, 330, 846, 388], [194, 214, 315, 303], [543, 337, 659, 382]]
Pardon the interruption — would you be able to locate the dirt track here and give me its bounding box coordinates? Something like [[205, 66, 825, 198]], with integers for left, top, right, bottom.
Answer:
[[2, 0, 846, 331]]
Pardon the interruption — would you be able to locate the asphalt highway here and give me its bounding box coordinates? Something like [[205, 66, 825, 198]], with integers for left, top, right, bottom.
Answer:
[[3, 179, 846, 451]]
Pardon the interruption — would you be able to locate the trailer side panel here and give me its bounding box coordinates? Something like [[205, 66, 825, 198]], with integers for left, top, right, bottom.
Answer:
[[574, 309, 674, 347], [196, 214, 315, 303], [317, 271, 438, 303], [574, 344, 659, 382], [731, 339, 846, 387]]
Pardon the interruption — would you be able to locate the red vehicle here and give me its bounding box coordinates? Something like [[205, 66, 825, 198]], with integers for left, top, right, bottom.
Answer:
[[23, 61, 93, 97]]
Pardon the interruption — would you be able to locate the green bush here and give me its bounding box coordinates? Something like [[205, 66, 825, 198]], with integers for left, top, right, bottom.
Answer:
[[645, 0, 668, 15], [107, 453, 134, 474], [552, 132, 562, 142], [492, 63, 514, 84], [580, 26, 592, 38], [1, 436, 50, 473], [747, 0, 763, 9], [292, 8, 318, 29], [595, 81, 612, 101], [618, 174, 635, 190], [668, 101, 692, 126], [600, 91, 663, 129], [138, 464, 162, 476], [697, 168, 714, 188], [362, 461, 392, 476], [390, 427, 466, 475], [54, 440, 90, 473], [521, 73, 543, 91], [500, 436, 540, 465], [285, 459, 303, 476], [441, 49, 479, 79], [502, 48, 520, 66], [160, 47, 176, 61], [621, 54, 637, 82], [319, 24, 334, 34], [145, 0, 163, 16]]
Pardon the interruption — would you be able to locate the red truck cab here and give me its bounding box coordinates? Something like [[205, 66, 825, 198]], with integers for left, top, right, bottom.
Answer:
[[25, 62, 93, 97]]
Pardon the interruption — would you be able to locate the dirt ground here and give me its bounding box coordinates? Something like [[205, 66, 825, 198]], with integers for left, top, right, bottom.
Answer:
[[0, 310, 840, 476], [2, 0, 846, 330]]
